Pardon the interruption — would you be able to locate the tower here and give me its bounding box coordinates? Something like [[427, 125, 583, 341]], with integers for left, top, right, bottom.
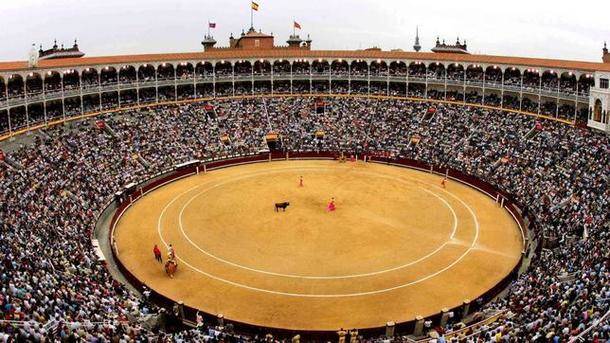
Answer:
[[304, 34, 312, 48], [588, 41, 609, 132], [201, 35, 217, 51], [28, 43, 39, 68], [287, 34, 303, 48], [413, 26, 421, 52]]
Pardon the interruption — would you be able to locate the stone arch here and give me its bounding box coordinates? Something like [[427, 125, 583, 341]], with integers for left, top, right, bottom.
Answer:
[[7, 74, 25, 97], [389, 61, 407, 76], [253, 60, 271, 75], [427, 62, 445, 79], [447, 63, 464, 80], [156, 63, 175, 80], [523, 69, 540, 89], [138, 64, 156, 81], [234, 60, 252, 75], [503, 67, 521, 86], [541, 70, 559, 90], [119, 65, 136, 83], [215, 60, 233, 77], [176, 62, 194, 79], [25, 72, 43, 94], [560, 71, 577, 93], [578, 74, 594, 95], [195, 62, 214, 77], [331, 60, 349, 75], [370, 60, 388, 76], [408, 62, 426, 78], [44, 71, 62, 92], [81, 68, 99, 88], [466, 64, 483, 81], [484, 65, 502, 83], [273, 59, 291, 74], [350, 60, 368, 76], [311, 59, 330, 74], [100, 66, 118, 84], [62, 69, 80, 90], [292, 59, 310, 75], [0, 76, 6, 98]]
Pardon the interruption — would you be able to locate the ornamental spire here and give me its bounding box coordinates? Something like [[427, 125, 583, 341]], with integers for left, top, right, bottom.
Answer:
[[413, 26, 421, 52]]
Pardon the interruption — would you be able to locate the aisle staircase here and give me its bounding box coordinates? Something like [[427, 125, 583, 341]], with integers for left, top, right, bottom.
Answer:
[[524, 121, 543, 140], [1, 153, 23, 169], [421, 107, 437, 122]]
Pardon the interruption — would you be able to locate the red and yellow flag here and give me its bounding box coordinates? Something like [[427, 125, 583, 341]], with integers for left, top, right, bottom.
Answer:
[[251, 1, 259, 11]]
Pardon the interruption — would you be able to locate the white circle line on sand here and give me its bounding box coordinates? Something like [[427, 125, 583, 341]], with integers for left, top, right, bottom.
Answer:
[[160, 183, 480, 297], [149, 163, 482, 297], [176, 167, 459, 279]]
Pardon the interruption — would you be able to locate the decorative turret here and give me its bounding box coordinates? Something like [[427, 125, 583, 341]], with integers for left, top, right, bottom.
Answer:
[[287, 34, 303, 48], [38, 39, 85, 60], [413, 26, 421, 52], [201, 34, 217, 51], [199, 23, 311, 51], [603, 42, 609, 63], [304, 34, 312, 48], [28, 43, 39, 68], [230, 27, 274, 49], [431, 36, 469, 54]]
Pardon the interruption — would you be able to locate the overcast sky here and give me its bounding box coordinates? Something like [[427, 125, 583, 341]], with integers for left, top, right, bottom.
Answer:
[[1, 0, 608, 63]]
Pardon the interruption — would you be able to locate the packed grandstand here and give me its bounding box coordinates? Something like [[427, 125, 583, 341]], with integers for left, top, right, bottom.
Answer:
[[1, 12, 610, 342], [0, 96, 608, 341]]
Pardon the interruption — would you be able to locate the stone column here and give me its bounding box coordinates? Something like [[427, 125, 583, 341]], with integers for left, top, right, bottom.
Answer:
[[440, 308, 451, 327], [462, 299, 471, 319], [413, 315, 425, 336], [385, 321, 395, 338]]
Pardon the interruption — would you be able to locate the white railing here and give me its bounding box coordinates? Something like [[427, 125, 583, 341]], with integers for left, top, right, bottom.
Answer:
[[570, 308, 610, 342]]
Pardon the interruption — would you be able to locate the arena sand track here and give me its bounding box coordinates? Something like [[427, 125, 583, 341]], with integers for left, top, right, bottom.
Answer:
[[114, 160, 522, 330]]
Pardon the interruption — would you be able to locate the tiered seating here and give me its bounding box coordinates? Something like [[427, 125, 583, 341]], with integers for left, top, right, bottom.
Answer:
[[0, 97, 608, 342]]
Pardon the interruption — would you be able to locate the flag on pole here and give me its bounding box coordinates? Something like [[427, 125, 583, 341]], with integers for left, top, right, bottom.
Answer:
[[251, 1, 259, 11], [294, 21, 301, 30], [209, 22, 216, 28]]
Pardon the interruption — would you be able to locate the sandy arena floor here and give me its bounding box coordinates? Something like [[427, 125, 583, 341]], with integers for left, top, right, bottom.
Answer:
[[113, 160, 523, 331]]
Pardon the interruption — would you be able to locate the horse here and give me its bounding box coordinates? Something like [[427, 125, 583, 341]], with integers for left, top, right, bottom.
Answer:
[[165, 259, 178, 278], [275, 202, 290, 212]]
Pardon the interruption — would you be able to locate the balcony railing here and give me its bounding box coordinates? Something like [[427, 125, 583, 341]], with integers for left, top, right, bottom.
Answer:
[[0, 73, 591, 117]]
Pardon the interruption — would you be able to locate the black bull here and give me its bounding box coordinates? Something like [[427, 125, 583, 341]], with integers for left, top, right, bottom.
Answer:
[[274, 202, 290, 212]]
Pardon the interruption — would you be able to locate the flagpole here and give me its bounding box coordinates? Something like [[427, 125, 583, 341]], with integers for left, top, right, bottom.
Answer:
[[207, 19, 210, 37], [293, 18, 295, 36], [250, 2, 254, 30]]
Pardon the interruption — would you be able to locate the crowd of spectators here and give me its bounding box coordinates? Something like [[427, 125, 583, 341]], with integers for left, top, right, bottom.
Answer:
[[0, 96, 608, 342]]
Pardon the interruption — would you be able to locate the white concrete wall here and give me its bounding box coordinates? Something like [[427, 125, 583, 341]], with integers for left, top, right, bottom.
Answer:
[[588, 71, 610, 132]]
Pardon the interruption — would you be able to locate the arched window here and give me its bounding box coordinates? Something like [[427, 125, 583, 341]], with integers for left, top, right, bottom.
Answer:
[[593, 99, 602, 122]]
